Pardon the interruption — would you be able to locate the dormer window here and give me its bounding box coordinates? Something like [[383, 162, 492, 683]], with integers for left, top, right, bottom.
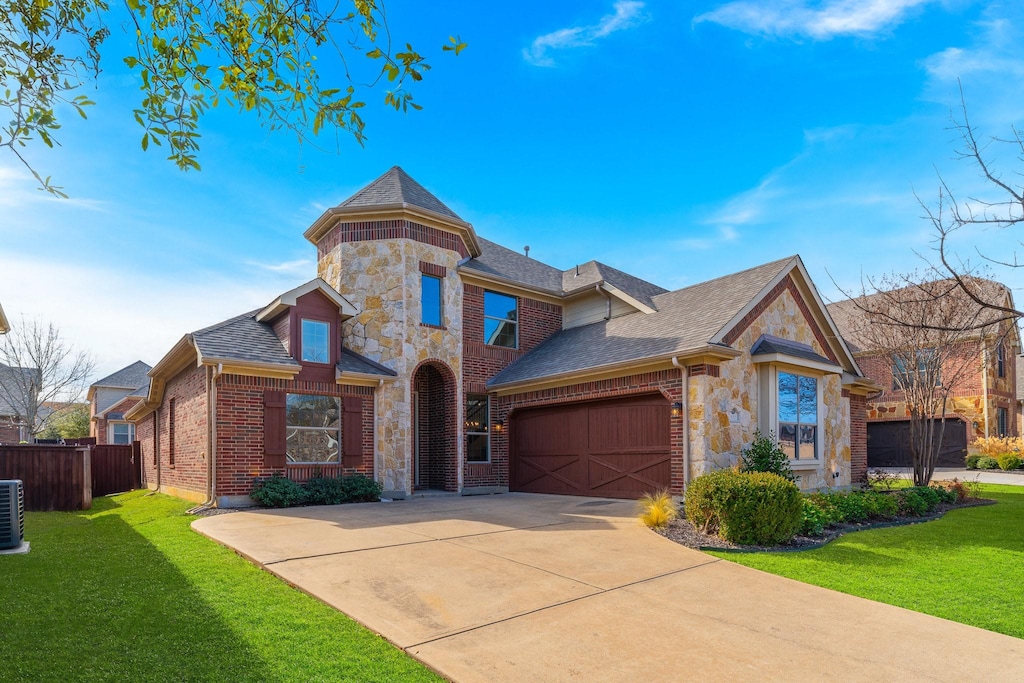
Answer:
[[301, 319, 330, 364]]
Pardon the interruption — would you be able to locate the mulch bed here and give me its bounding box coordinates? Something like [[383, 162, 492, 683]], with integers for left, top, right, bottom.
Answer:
[[656, 498, 996, 553]]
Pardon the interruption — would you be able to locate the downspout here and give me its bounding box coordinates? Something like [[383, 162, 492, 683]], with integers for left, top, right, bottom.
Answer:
[[595, 284, 612, 320], [195, 363, 222, 511], [982, 348, 990, 438], [672, 357, 690, 490]]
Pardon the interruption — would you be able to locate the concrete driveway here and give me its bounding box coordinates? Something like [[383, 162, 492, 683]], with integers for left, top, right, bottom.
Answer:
[[193, 493, 1024, 682]]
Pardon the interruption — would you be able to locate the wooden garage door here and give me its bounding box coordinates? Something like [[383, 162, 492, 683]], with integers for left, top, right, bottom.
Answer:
[[510, 394, 671, 498], [867, 419, 968, 468]]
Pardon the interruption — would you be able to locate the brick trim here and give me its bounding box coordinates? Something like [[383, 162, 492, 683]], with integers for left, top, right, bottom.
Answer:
[[722, 274, 839, 364], [419, 261, 447, 277], [317, 219, 469, 258]]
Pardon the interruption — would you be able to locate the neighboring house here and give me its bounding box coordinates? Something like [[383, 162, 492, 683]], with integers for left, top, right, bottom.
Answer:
[[0, 363, 39, 444], [829, 284, 1019, 468], [128, 167, 874, 506], [0, 302, 8, 334], [88, 361, 152, 445]]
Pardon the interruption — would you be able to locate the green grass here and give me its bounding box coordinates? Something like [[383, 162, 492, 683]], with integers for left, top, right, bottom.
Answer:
[[0, 491, 441, 682], [708, 484, 1024, 638]]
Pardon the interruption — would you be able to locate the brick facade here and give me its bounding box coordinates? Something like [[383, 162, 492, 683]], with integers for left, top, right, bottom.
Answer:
[[850, 393, 868, 483]]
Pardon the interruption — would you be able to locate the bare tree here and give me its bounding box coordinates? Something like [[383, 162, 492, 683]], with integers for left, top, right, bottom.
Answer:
[[925, 82, 1024, 323], [0, 317, 95, 438], [830, 272, 1006, 486]]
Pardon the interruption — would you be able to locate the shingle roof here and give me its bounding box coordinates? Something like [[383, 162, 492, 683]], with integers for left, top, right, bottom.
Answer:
[[91, 360, 152, 390], [192, 311, 300, 367], [563, 261, 668, 309], [827, 277, 1012, 354], [339, 166, 463, 221], [338, 349, 397, 377], [0, 363, 38, 417], [460, 237, 566, 294], [129, 380, 151, 398], [750, 334, 838, 367], [489, 257, 796, 387]]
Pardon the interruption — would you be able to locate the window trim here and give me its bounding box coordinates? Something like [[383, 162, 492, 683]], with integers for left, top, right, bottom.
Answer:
[[892, 348, 941, 391], [997, 406, 1009, 437], [285, 393, 342, 465], [109, 422, 135, 445], [300, 318, 332, 365], [465, 394, 491, 464], [997, 342, 1006, 379], [483, 290, 518, 349], [420, 273, 444, 328], [758, 363, 826, 469]]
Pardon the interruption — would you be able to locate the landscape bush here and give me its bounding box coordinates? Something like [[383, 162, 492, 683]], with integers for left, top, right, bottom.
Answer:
[[971, 436, 1024, 457], [996, 453, 1022, 471], [977, 456, 1000, 470], [250, 475, 306, 508], [965, 454, 982, 470], [934, 478, 980, 503], [684, 470, 802, 545], [250, 474, 383, 508], [895, 486, 942, 517], [739, 431, 795, 482], [636, 490, 678, 529], [799, 498, 829, 536]]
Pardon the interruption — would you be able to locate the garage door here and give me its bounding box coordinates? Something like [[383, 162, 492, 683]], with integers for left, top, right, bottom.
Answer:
[[867, 419, 968, 468], [510, 394, 671, 498]]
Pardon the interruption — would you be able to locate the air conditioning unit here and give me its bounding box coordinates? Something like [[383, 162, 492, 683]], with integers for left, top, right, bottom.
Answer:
[[0, 480, 25, 550]]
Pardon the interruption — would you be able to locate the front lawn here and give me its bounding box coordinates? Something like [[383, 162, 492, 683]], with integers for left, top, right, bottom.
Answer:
[[708, 483, 1024, 638], [0, 491, 441, 682]]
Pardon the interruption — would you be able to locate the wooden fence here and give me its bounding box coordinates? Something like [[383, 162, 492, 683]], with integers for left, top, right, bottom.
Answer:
[[0, 442, 142, 511], [0, 445, 92, 511]]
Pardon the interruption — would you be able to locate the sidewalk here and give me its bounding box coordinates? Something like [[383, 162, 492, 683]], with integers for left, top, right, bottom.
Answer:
[[879, 467, 1024, 486]]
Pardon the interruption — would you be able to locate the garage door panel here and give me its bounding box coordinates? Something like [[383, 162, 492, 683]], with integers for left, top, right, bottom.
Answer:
[[511, 394, 671, 499], [867, 419, 968, 468]]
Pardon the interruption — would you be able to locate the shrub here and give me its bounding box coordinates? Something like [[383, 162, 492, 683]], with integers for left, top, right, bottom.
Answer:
[[895, 486, 940, 516], [684, 470, 802, 545], [637, 490, 678, 529], [977, 456, 1000, 470], [997, 453, 1022, 471], [799, 498, 828, 536], [867, 468, 900, 490], [251, 475, 306, 508], [338, 474, 383, 503], [931, 485, 957, 505], [739, 431, 795, 482], [971, 436, 1024, 457], [303, 476, 346, 506], [965, 454, 982, 470], [934, 478, 971, 503], [861, 491, 898, 519]]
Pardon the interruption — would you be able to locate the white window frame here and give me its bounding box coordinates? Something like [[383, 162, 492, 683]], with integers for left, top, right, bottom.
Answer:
[[757, 363, 827, 471], [285, 393, 341, 464], [109, 422, 135, 444], [300, 319, 331, 364]]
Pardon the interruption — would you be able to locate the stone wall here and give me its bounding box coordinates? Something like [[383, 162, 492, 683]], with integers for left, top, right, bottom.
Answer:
[[319, 230, 465, 495]]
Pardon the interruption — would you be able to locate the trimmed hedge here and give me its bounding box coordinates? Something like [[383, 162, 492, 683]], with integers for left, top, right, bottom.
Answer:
[[996, 453, 1022, 471], [251, 473, 383, 508], [684, 470, 802, 545]]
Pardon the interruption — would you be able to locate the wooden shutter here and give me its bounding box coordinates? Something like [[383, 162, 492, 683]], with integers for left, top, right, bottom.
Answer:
[[264, 391, 287, 468], [342, 396, 364, 467]]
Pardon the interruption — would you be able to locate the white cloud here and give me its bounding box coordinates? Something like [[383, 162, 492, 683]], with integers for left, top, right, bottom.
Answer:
[[0, 162, 108, 211], [246, 259, 316, 277], [524, 1, 648, 67], [923, 19, 1024, 80], [676, 225, 740, 250], [694, 0, 937, 40]]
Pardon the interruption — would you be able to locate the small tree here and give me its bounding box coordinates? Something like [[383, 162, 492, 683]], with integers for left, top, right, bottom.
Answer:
[[0, 317, 95, 438], [36, 403, 90, 440], [739, 431, 795, 482], [831, 273, 999, 486]]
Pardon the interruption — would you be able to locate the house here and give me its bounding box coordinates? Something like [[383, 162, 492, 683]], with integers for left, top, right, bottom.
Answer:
[[0, 364, 38, 444], [829, 281, 1019, 468], [88, 361, 152, 445], [127, 167, 874, 506], [0, 302, 8, 334]]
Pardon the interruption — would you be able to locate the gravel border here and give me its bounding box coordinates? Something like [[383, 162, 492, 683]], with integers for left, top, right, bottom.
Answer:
[[656, 498, 996, 553]]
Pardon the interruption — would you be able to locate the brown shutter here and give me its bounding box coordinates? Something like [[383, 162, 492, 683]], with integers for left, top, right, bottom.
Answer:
[[342, 395, 364, 467], [264, 391, 287, 468]]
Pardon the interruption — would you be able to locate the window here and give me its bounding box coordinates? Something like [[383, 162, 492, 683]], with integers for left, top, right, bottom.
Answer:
[[997, 343, 1006, 378], [421, 274, 443, 326], [777, 371, 818, 460], [892, 349, 940, 390], [301, 319, 330, 364], [483, 291, 517, 348], [168, 398, 176, 467], [286, 394, 340, 463], [465, 394, 490, 463], [997, 407, 1009, 437], [111, 422, 134, 444]]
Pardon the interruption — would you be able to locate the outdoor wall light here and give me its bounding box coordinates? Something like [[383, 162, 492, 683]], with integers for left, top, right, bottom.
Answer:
[[493, 419, 505, 432], [671, 402, 683, 417]]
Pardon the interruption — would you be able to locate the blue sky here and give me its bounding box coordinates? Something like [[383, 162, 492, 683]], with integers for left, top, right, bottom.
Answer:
[[2, 0, 1023, 380]]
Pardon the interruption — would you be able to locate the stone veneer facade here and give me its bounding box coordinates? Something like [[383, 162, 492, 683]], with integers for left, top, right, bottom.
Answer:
[[318, 223, 466, 495]]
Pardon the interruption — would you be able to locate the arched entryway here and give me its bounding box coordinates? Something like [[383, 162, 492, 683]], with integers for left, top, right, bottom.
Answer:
[[412, 360, 458, 491]]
